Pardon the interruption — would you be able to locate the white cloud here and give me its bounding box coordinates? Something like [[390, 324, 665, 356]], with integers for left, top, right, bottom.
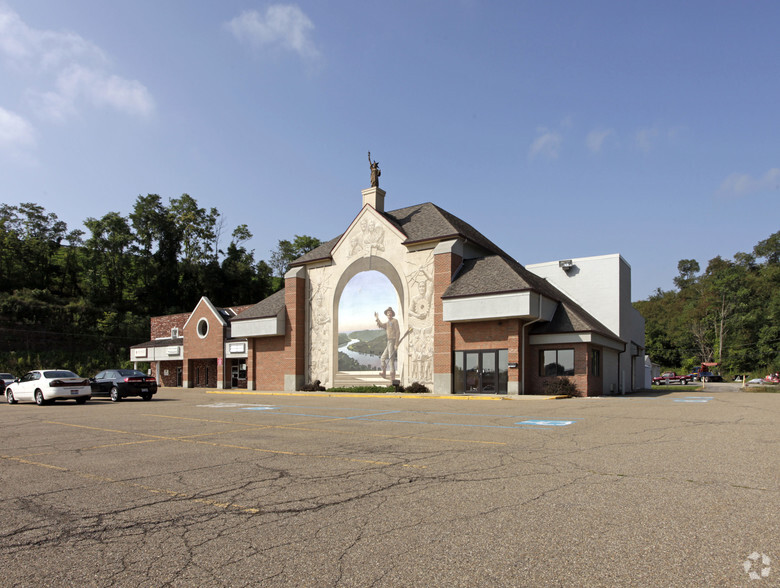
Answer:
[[586, 128, 615, 153], [529, 128, 562, 160], [0, 5, 153, 123], [718, 168, 780, 199], [32, 65, 154, 121], [635, 126, 659, 152], [226, 5, 320, 61], [0, 106, 36, 150]]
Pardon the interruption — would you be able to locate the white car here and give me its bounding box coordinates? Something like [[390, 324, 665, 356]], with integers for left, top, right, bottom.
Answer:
[[5, 369, 91, 405]]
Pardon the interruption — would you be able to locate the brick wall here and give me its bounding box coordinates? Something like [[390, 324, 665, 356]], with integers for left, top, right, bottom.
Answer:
[[433, 250, 461, 386], [151, 313, 190, 339], [189, 358, 218, 388], [182, 301, 226, 386], [527, 342, 601, 396], [151, 360, 182, 387], [253, 336, 287, 390], [284, 274, 306, 389], [453, 319, 521, 387]]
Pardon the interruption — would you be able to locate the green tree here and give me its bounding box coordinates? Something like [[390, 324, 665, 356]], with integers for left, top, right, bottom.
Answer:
[[84, 212, 134, 306], [269, 235, 321, 277]]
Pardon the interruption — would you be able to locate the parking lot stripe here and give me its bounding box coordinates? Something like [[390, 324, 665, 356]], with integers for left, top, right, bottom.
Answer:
[[44, 420, 428, 469], [0, 453, 262, 514]]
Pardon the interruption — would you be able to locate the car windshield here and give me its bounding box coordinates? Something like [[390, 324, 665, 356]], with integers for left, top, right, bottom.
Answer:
[[118, 369, 146, 377], [0, 373, 14, 379], [43, 370, 78, 378]]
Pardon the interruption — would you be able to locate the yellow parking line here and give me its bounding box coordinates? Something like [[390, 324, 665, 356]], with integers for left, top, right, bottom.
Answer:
[[44, 420, 427, 469], [0, 453, 260, 514]]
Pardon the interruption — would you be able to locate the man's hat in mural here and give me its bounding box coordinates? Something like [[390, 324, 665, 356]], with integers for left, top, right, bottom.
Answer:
[[384, 307, 395, 317]]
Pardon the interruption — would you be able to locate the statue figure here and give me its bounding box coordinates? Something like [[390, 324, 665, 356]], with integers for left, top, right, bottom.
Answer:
[[368, 151, 381, 188], [374, 307, 399, 380]]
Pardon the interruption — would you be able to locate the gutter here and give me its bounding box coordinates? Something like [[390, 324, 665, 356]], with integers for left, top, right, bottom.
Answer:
[[521, 293, 544, 395]]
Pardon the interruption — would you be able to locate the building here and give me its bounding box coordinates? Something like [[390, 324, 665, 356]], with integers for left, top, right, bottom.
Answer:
[[131, 185, 645, 396]]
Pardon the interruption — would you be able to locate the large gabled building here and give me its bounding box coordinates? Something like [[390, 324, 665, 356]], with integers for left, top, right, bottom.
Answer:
[[131, 186, 645, 395]]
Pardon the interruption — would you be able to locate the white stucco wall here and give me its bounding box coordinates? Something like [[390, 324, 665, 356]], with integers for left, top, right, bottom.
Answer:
[[527, 254, 646, 392]]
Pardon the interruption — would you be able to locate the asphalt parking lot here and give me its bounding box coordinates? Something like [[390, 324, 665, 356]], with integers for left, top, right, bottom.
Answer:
[[1, 385, 777, 587]]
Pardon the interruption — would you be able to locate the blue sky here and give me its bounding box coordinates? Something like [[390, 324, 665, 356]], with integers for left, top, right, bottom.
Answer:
[[1, 1, 778, 301]]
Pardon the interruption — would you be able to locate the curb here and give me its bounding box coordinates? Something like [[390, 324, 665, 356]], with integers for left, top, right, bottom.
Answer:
[[206, 390, 567, 401]]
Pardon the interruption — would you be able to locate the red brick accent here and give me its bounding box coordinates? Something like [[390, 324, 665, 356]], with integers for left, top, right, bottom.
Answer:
[[182, 300, 226, 387], [527, 342, 603, 396], [433, 250, 461, 387], [151, 360, 182, 387], [150, 313, 189, 339], [251, 336, 287, 390], [453, 319, 521, 386], [284, 275, 306, 389], [189, 358, 218, 388]]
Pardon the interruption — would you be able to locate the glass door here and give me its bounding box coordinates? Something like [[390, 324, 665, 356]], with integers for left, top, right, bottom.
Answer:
[[454, 350, 508, 394]]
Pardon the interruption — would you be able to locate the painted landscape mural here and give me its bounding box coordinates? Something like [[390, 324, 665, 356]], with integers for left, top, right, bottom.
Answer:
[[338, 271, 399, 372]]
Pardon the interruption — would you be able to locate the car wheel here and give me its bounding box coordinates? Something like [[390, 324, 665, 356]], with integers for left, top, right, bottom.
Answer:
[[35, 390, 46, 406], [6, 390, 16, 404], [110, 387, 120, 402], [76, 396, 89, 404], [141, 393, 152, 401]]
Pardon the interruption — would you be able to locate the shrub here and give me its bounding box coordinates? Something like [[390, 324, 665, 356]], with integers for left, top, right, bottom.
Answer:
[[300, 379, 326, 391], [542, 377, 581, 397], [405, 381, 429, 394]]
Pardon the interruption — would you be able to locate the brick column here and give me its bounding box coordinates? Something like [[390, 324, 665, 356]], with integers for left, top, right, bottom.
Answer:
[[432, 240, 463, 395], [284, 266, 307, 391], [246, 337, 256, 391]]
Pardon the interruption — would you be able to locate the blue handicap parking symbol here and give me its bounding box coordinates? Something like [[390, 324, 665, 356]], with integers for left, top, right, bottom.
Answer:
[[517, 419, 575, 427], [674, 397, 713, 403], [241, 406, 280, 411]]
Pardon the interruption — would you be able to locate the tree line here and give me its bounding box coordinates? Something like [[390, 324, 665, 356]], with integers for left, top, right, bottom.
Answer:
[[634, 231, 780, 377], [0, 195, 320, 376]]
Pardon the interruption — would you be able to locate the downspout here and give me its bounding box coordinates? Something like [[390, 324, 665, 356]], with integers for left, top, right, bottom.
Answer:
[[521, 293, 544, 395]]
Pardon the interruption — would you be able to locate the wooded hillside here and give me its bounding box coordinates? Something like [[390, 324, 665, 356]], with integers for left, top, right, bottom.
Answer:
[[634, 231, 780, 376], [0, 196, 319, 376]]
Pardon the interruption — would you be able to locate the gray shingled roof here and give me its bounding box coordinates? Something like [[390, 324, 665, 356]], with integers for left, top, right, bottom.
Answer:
[[232, 288, 286, 320], [442, 256, 556, 299], [290, 202, 508, 267], [443, 255, 621, 341], [285, 200, 620, 342], [131, 337, 183, 349]]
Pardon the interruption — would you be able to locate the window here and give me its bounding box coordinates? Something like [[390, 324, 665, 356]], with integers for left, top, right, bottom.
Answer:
[[197, 318, 209, 338], [540, 349, 575, 377], [591, 349, 601, 377]]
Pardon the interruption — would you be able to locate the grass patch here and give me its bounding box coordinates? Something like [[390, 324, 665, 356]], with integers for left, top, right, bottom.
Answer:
[[327, 386, 400, 393], [744, 385, 780, 393], [649, 384, 703, 391]]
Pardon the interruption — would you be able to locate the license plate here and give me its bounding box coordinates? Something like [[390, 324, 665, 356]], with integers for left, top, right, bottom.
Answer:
[[70, 390, 80, 395], [141, 388, 148, 393]]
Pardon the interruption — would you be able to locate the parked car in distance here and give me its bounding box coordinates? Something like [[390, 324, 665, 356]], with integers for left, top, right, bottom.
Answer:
[[5, 369, 91, 405], [652, 372, 690, 385], [699, 371, 723, 383], [90, 369, 157, 401], [0, 372, 16, 393]]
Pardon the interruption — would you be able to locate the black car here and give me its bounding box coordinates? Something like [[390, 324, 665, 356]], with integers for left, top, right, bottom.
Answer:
[[90, 369, 157, 401]]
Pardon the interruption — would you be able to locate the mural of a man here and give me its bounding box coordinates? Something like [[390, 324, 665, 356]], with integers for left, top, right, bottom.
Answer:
[[374, 307, 400, 380]]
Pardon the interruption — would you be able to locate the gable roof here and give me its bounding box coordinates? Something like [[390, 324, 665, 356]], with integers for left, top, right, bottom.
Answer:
[[232, 288, 286, 321], [290, 202, 508, 267], [444, 254, 621, 341], [286, 199, 621, 342]]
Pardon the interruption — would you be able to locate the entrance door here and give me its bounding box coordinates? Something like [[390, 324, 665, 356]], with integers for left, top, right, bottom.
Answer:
[[463, 351, 497, 393], [455, 350, 507, 394]]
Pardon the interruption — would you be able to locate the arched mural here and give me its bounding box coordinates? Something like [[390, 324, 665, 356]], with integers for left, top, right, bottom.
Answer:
[[305, 207, 435, 388]]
